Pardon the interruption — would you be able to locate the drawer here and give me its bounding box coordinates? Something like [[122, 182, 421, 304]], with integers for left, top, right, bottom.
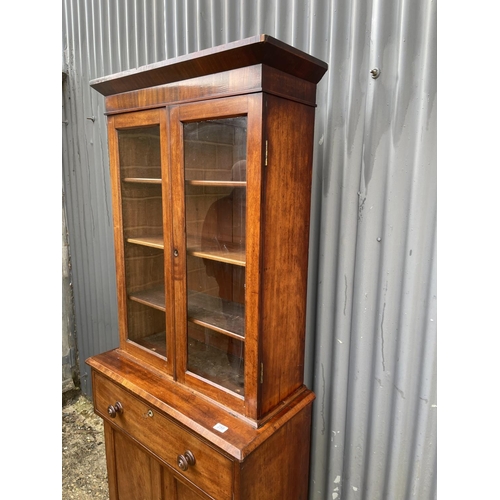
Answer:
[[93, 372, 233, 500]]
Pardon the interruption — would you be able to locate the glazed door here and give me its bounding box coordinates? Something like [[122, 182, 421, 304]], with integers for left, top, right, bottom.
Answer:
[[108, 109, 174, 375], [170, 95, 263, 417]]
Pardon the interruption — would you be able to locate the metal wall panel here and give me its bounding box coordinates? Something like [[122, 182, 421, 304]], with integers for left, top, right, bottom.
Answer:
[[62, 1, 436, 498]]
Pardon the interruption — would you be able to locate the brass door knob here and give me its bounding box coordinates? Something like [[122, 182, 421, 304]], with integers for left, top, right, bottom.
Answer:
[[177, 450, 196, 471], [107, 401, 123, 418]]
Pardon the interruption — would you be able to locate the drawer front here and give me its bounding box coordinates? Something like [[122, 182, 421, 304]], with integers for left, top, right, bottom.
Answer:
[[94, 372, 233, 500]]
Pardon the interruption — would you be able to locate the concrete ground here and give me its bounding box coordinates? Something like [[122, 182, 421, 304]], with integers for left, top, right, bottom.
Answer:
[[62, 393, 109, 499]]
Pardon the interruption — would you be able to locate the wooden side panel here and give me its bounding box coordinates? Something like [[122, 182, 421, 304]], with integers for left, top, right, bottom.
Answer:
[[238, 401, 313, 499], [261, 65, 317, 106], [260, 95, 316, 417]]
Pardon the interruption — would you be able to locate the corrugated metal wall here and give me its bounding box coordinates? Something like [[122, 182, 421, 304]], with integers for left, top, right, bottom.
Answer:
[[62, 1, 436, 499]]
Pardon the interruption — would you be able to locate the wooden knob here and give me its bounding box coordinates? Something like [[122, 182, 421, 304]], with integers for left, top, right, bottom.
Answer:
[[107, 401, 123, 418], [177, 450, 196, 471]]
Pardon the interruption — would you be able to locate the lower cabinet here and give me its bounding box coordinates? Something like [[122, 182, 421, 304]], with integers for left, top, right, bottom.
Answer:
[[88, 351, 314, 500], [105, 424, 208, 500]]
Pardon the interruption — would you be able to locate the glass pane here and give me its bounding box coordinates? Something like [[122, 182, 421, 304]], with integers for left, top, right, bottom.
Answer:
[[118, 125, 166, 357], [183, 117, 247, 394], [187, 324, 245, 395]]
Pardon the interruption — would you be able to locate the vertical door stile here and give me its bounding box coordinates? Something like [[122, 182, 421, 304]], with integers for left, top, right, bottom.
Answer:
[[161, 106, 176, 377], [107, 114, 129, 348], [169, 105, 189, 384], [245, 93, 264, 420]]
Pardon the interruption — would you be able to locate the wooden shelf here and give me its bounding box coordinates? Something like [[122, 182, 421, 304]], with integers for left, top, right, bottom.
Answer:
[[124, 178, 162, 184], [127, 235, 164, 249], [187, 245, 245, 266], [185, 180, 246, 187], [129, 285, 165, 311], [188, 291, 245, 339]]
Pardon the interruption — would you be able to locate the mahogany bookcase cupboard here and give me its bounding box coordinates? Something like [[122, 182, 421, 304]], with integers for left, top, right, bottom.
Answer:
[[87, 34, 327, 500]]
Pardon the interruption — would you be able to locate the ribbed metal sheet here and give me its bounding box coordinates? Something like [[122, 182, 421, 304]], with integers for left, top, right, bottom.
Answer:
[[62, 1, 436, 499]]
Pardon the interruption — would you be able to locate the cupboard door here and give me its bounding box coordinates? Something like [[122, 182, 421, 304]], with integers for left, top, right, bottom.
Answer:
[[170, 96, 263, 417], [105, 423, 165, 500], [108, 109, 174, 375], [105, 422, 211, 500]]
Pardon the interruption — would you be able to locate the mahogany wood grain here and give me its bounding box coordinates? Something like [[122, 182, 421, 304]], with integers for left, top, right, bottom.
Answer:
[[114, 431, 155, 500], [106, 114, 127, 350], [243, 93, 264, 421], [89, 36, 327, 499], [90, 34, 327, 96], [175, 480, 209, 499], [94, 371, 233, 500], [90, 353, 315, 499], [123, 177, 162, 184], [186, 180, 246, 187], [162, 470, 176, 499], [261, 65, 317, 106], [100, 58, 320, 418], [104, 66, 261, 115], [129, 285, 166, 311], [187, 246, 245, 266], [259, 94, 316, 417], [105, 418, 211, 500], [150, 460, 165, 500], [112, 109, 163, 128], [88, 350, 314, 458], [169, 104, 188, 387], [102, 64, 319, 115], [236, 403, 313, 500], [103, 422, 119, 500], [126, 235, 164, 249], [160, 105, 176, 378]]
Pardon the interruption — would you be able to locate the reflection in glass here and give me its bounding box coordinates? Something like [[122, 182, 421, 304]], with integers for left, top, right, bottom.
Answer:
[[188, 324, 244, 395], [184, 117, 247, 395], [118, 125, 167, 357]]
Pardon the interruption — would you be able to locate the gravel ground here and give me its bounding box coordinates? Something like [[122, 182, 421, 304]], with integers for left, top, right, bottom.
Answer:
[[62, 393, 109, 500]]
